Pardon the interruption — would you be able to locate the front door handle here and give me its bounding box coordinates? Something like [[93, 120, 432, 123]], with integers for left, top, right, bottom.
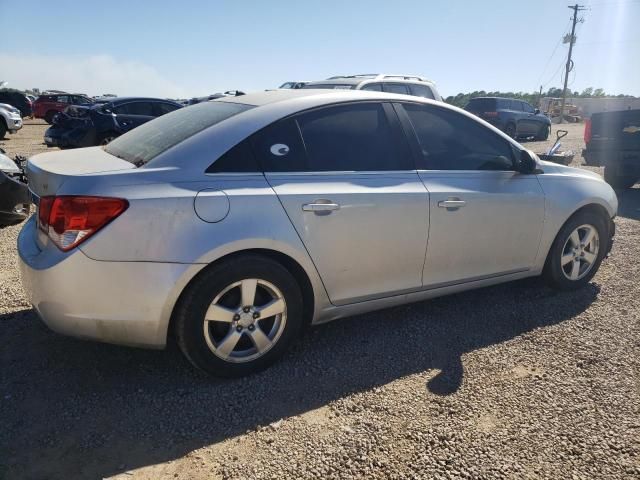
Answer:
[[438, 198, 466, 210], [302, 201, 340, 213]]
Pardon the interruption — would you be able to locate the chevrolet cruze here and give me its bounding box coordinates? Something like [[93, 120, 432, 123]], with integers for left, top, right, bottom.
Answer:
[[18, 90, 617, 377]]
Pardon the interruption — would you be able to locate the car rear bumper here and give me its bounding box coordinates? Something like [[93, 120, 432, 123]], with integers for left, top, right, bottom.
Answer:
[[18, 217, 198, 349]]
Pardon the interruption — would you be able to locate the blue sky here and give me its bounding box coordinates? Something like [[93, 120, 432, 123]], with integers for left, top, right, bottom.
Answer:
[[1, 0, 638, 98]]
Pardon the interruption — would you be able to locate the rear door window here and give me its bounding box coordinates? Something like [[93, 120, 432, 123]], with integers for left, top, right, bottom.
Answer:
[[509, 100, 523, 111], [295, 102, 412, 171], [522, 102, 535, 113], [154, 102, 181, 116], [409, 84, 435, 99], [401, 102, 515, 171], [383, 83, 410, 95], [360, 83, 383, 91], [57, 95, 70, 104]]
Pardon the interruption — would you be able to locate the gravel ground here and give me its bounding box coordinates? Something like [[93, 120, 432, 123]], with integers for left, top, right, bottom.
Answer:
[[0, 122, 638, 480]]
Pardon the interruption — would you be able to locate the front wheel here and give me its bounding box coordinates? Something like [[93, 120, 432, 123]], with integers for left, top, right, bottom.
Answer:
[[175, 255, 304, 377], [536, 124, 550, 140], [504, 123, 517, 139], [543, 212, 608, 290]]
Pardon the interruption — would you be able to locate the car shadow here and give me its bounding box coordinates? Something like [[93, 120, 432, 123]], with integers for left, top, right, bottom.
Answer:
[[615, 186, 640, 221], [0, 279, 600, 479]]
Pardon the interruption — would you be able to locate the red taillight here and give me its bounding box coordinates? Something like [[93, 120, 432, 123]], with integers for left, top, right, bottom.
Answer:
[[37, 196, 128, 251], [584, 118, 592, 144], [483, 111, 499, 118]]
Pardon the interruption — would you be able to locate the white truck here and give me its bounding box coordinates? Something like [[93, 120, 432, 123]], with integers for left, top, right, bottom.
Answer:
[[0, 103, 23, 139]]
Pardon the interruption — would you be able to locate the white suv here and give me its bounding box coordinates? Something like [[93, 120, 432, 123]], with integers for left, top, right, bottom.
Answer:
[[0, 103, 23, 139], [302, 73, 442, 101]]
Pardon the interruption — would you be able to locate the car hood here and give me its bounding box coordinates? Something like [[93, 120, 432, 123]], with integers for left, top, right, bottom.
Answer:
[[0, 103, 18, 112], [538, 159, 602, 180]]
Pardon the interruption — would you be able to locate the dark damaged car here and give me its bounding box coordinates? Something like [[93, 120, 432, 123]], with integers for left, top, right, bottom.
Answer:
[[0, 149, 29, 228], [44, 97, 183, 148]]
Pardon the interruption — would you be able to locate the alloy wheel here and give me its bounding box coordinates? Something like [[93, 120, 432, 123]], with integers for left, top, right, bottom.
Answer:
[[560, 224, 600, 281], [203, 278, 287, 363]]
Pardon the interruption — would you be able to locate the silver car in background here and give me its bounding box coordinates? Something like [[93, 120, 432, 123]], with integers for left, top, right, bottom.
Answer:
[[18, 90, 617, 377]]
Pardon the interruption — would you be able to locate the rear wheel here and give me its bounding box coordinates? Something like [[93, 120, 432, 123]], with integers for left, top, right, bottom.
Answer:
[[505, 122, 517, 139], [175, 255, 304, 377], [543, 211, 608, 290], [99, 132, 118, 145], [44, 110, 57, 124], [604, 165, 637, 190], [536, 124, 550, 141]]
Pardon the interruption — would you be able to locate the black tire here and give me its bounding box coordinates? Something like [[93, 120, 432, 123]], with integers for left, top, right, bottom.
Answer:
[[44, 110, 57, 124], [98, 132, 118, 145], [604, 165, 637, 190], [543, 211, 608, 290], [175, 255, 304, 377], [0, 120, 6, 139], [505, 122, 517, 139], [536, 124, 550, 141]]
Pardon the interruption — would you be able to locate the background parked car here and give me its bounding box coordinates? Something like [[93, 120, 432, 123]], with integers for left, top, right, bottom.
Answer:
[[0, 103, 23, 139], [33, 94, 94, 124], [582, 108, 640, 189], [0, 148, 29, 228], [465, 97, 551, 140], [44, 97, 183, 148], [301, 74, 442, 101], [0, 90, 33, 118], [279, 81, 308, 89]]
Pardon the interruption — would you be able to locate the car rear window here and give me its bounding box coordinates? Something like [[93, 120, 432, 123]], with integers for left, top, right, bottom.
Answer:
[[466, 98, 496, 111], [105, 101, 254, 166]]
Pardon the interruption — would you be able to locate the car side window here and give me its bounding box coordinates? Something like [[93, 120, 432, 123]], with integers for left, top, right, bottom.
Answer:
[[510, 100, 523, 111], [360, 83, 383, 91], [409, 84, 435, 99], [522, 102, 535, 113], [114, 102, 154, 116], [402, 103, 515, 171], [295, 103, 412, 171], [58, 95, 70, 103], [206, 139, 260, 173], [154, 102, 180, 116], [252, 118, 307, 172], [383, 83, 410, 95]]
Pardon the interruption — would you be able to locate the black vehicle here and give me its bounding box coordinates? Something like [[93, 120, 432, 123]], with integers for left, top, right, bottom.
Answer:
[[0, 90, 33, 118], [0, 149, 30, 228], [44, 97, 183, 148], [465, 97, 551, 140], [583, 109, 640, 189]]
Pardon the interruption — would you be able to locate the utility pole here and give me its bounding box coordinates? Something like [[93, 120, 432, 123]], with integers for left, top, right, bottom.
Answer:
[[560, 4, 586, 123]]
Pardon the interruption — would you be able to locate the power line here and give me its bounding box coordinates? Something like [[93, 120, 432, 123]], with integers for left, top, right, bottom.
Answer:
[[534, 18, 573, 90], [560, 4, 588, 123]]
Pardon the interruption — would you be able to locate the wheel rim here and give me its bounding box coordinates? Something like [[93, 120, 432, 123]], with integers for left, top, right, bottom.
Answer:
[[561, 224, 600, 281], [203, 279, 287, 363], [506, 125, 516, 138]]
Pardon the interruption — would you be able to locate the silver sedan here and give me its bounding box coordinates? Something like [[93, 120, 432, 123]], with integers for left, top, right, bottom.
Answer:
[[18, 90, 617, 377]]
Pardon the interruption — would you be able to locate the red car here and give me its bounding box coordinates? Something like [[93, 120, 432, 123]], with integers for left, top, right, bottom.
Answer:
[[33, 94, 94, 124]]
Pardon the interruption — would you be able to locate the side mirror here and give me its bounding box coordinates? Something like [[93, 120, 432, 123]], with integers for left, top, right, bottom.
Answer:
[[518, 150, 538, 174], [534, 108, 540, 114]]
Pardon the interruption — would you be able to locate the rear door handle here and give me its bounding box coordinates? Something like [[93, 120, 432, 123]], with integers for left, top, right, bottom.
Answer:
[[438, 199, 466, 209], [302, 201, 340, 213]]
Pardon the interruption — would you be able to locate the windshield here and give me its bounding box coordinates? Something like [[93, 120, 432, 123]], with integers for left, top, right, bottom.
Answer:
[[105, 101, 254, 166]]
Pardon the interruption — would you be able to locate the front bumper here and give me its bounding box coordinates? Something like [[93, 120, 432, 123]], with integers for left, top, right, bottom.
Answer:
[[18, 217, 198, 348]]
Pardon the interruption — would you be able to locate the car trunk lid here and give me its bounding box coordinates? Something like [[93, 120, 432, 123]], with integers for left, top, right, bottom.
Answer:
[[27, 147, 135, 198]]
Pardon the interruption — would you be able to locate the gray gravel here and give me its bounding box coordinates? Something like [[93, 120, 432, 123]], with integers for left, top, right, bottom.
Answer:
[[0, 123, 639, 480]]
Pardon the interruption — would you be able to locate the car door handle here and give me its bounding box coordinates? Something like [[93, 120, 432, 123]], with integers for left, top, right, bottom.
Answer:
[[438, 199, 466, 209], [302, 201, 340, 213]]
